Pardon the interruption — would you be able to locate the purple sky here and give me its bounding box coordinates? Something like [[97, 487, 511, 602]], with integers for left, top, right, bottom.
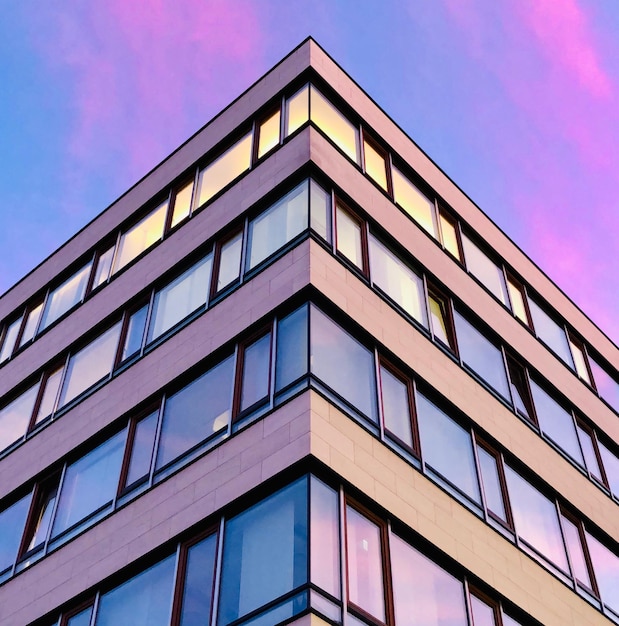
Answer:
[[1, 1, 618, 344]]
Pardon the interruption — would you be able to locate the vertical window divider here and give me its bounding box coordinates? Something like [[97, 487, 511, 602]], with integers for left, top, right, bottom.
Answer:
[[421, 275, 433, 338], [496, 450, 514, 530], [337, 486, 348, 626], [141, 289, 157, 354], [162, 188, 175, 235], [385, 151, 394, 198], [166, 542, 183, 626], [588, 426, 610, 489], [108, 230, 122, 280], [110, 424, 131, 510], [374, 349, 385, 442], [500, 347, 517, 411], [33, 290, 50, 341], [51, 353, 71, 419], [238, 217, 249, 287], [462, 577, 474, 626], [228, 344, 241, 433], [278, 95, 286, 146], [249, 119, 258, 170], [83, 250, 100, 298], [42, 461, 67, 553], [384, 519, 395, 626], [471, 434, 489, 518], [88, 591, 101, 626], [329, 190, 337, 254], [561, 323, 577, 371], [359, 127, 367, 174], [15, 484, 38, 570], [209, 517, 226, 626], [554, 500, 576, 588], [147, 396, 166, 487], [269, 319, 278, 411]]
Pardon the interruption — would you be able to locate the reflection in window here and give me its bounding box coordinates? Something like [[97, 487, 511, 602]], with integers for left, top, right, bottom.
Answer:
[[156, 355, 234, 470], [346, 506, 385, 622], [19, 302, 43, 347], [576, 424, 604, 484], [0, 317, 22, 362], [310, 307, 377, 423], [311, 88, 359, 163], [196, 133, 252, 208], [120, 304, 149, 362], [148, 256, 212, 342], [239, 333, 271, 413], [454, 311, 510, 400], [506, 277, 529, 326], [124, 411, 158, 489], [310, 178, 331, 241], [65, 606, 93, 626], [439, 212, 462, 261], [35, 367, 63, 424], [0, 494, 30, 574], [171, 180, 195, 229], [0, 384, 38, 452], [462, 234, 508, 305], [529, 380, 583, 465], [363, 139, 388, 191], [113, 202, 167, 274], [311, 478, 340, 600], [599, 442, 619, 498], [504, 466, 569, 572], [257, 110, 281, 159], [41, 263, 92, 331], [216, 232, 243, 292], [477, 445, 509, 525], [470, 595, 499, 626], [92, 246, 114, 290], [589, 356, 619, 413], [179, 534, 218, 626], [560, 513, 592, 590], [247, 181, 308, 270], [58, 323, 122, 408], [217, 479, 307, 625], [335, 204, 364, 270], [95, 554, 176, 626], [586, 532, 619, 615], [391, 532, 467, 626], [275, 305, 308, 393], [417, 393, 480, 504], [285, 85, 309, 136], [528, 299, 573, 367], [392, 166, 437, 237], [506, 358, 534, 421], [52, 431, 125, 537], [21, 474, 60, 556], [380, 364, 414, 450], [429, 292, 455, 350], [369, 235, 427, 326], [568, 338, 591, 384]]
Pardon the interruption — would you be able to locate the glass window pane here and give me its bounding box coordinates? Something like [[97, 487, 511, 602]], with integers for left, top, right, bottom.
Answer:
[[0, 384, 38, 452], [171, 180, 194, 229], [66, 606, 93, 626], [113, 202, 167, 274], [240, 333, 271, 412], [462, 235, 508, 305], [247, 181, 308, 270], [120, 305, 148, 362], [576, 425, 603, 483], [257, 110, 280, 159], [363, 140, 387, 190], [35, 367, 63, 424], [309, 179, 331, 242], [346, 506, 385, 622], [391, 533, 467, 626], [285, 85, 309, 136], [336, 204, 363, 269], [454, 312, 510, 400], [369, 235, 427, 326], [95, 555, 176, 626], [52, 431, 125, 537], [196, 133, 252, 207], [586, 532, 619, 614], [507, 278, 529, 325], [156, 355, 234, 469], [59, 323, 122, 407], [470, 595, 498, 626], [92, 246, 114, 290], [125, 411, 158, 488], [19, 302, 43, 347], [504, 466, 569, 572], [560, 515, 591, 588], [310, 88, 358, 163], [148, 256, 212, 342], [276, 305, 308, 393], [569, 339, 591, 384], [180, 534, 218, 626], [310, 307, 377, 423], [311, 477, 340, 599], [41, 263, 92, 330], [392, 166, 437, 237], [0, 494, 30, 574], [0, 317, 22, 362], [416, 393, 481, 503], [506, 358, 534, 421], [216, 233, 243, 292], [477, 446, 507, 523], [589, 356, 619, 412], [529, 380, 583, 464], [217, 479, 308, 625], [380, 365, 413, 449], [439, 212, 461, 261], [23, 478, 59, 554], [429, 295, 454, 349], [528, 299, 573, 367]]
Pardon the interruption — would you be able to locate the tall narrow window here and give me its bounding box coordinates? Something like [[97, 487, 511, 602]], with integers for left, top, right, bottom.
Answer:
[[119, 303, 149, 363], [469, 592, 501, 626], [392, 166, 437, 237], [275, 305, 309, 394], [285, 85, 309, 136], [528, 299, 573, 367], [599, 441, 619, 498], [0, 317, 23, 362], [170, 179, 195, 229], [506, 275, 530, 326], [363, 137, 389, 191], [379, 362, 415, 452], [560, 511, 595, 592], [589, 355, 619, 413], [19, 301, 43, 347], [576, 423, 605, 485], [0, 494, 31, 576], [63, 605, 94, 626], [428, 290, 456, 351], [585, 532, 619, 616], [257, 108, 281, 159], [568, 336, 592, 385], [506, 357, 535, 421], [476, 442, 511, 527], [34, 365, 64, 425], [214, 231, 243, 294], [438, 210, 462, 261], [0, 384, 38, 452], [310, 178, 331, 241], [40, 262, 92, 330], [92, 245, 115, 290], [335, 203, 365, 271], [238, 331, 272, 415], [122, 410, 159, 490], [462, 234, 509, 305]]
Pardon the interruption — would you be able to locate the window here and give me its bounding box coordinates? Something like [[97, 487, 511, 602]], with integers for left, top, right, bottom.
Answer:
[[170, 179, 195, 229], [155, 355, 234, 470], [58, 323, 122, 408], [121, 410, 159, 491], [528, 298, 573, 367], [392, 165, 437, 237], [576, 423, 605, 486], [363, 136, 389, 191], [275, 305, 309, 394], [310, 307, 377, 423], [428, 290, 456, 351], [438, 210, 462, 261], [391, 533, 468, 626], [506, 275, 530, 326], [40, 262, 92, 331], [568, 336, 592, 385], [119, 302, 149, 363], [34, 365, 64, 425], [369, 235, 428, 327], [559, 511, 595, 593], [92, 246, 114, 290], [64, 605, 94, 626], [237, 331, 272, 415], [454, 311, 510, 400], [379, 362, 416, 452], [476, 442, 511, 527], [214, 231, 243, 294], [19, 301, 43, 347], [0, 384, 38, 452], [461, 234, 509, 306], [309, 178, 331, 241], [0, 494, 30, 576], [335, 202, 365, 271], [469, 592, 501, 626], [256, 108, 281, 159], [246, 180, 308, 270], [196, 132, 252, 208], [285, 85, 309, 136], [506, 357, 534, 421], [0, 316, 22, 362], [585, 532, 619, 616], [148, 255, 212, 343], [599, 442, 619, 498]]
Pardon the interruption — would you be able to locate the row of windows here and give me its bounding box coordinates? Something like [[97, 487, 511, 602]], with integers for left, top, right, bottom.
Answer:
[[0, 178, 328, 457], [2, 302, 618, 622], [34, 475, 532, 626]]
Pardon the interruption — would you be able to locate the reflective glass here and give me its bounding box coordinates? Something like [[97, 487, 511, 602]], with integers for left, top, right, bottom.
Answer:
[[19, 302, 43, 347], [171, 180, 194, 229], [310, 307, 377, 423], [66, 606, 92, 626], [0, 317, 22, 362], [311, 477, 340, 599], [346, 506, 385, 622], [41, 263, 92, 330], [391, 533, 467, 626], [310, 88, 359, 163], [275, 305, 308, 392], [240, 333, 271, 412], [363, 140, 388, 190], [569, 339, 591, 384], [529, 380, 583, 464], [180, 534, 217, 626], [148, 256, 212, 342], [506, 358, 533, 420], [599, 442, 619, 498], [429, 295, 453, 349], [95, 554, 176, 626], [309, 179, 331, 241], [125, 411, 158, 488], [462, 234, 508, 305], [216, 232, 243, 292], [52, 431, 125, 537], [120, 304, 148, 361], [470, 596, 498, 626], [576, 425, 603, 483], [477, 446, 507, 523], [257, 110, 280, 159], [528, 299, 573, 367], [380, 365, 413, 449], [589, 356, 619, 413], [23, 479, 59, 553], [507, 278, 529, 325], [196, 133, 252, 207], [218, 479, 308, 625], [156, 355, 234, 469], [560, 515, 591, 588], [335, 204, 363, 269], [454, 312, 510, 400], [58, 323, 122, 407], [586, 532, 619, 614], [92, 246, 114, 290], [247, 181, 308, 270], [392, 166, 436, 237], [417, 393, 481, 503], [0, 494, 30, 574], [439, 212, 461, 260], [0, 384, 38, 451], [35, 367, 63, 424], [285, 85, 309, 136], [113, 202, 167, 273], [369, 235, 427, 326]]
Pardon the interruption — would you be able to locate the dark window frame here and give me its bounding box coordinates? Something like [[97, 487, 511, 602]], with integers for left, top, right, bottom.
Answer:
[[427, 285, 457, 353], [211, 226, 245, 299], [361, 130, 393, 196], [333, 198, 370, 277]]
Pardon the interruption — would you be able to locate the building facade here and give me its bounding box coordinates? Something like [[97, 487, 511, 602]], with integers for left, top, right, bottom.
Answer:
[[0, 38, 618, 626]]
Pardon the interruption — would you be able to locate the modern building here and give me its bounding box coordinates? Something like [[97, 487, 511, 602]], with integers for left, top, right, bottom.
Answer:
[[0, 38, 618, 626]]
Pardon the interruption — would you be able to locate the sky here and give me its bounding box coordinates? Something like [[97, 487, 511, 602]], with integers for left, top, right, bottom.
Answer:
[[1, 0, 618, 345]]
